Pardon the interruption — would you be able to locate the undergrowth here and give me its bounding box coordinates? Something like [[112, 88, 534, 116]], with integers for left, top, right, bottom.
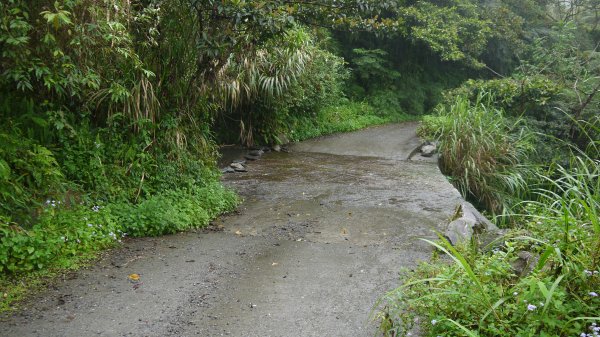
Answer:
[[288, 99, 416, 142]]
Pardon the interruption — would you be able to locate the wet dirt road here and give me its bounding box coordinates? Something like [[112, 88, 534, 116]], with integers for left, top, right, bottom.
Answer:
[[1, 123, 462, 336]]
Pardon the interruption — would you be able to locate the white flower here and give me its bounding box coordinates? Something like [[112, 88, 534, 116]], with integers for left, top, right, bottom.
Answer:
[[527, 304, 537, 311], [513, 292, 518, 296], [590, 292, 598, 297], [431, 319, 437, 325], [87, 223, 93, 227]]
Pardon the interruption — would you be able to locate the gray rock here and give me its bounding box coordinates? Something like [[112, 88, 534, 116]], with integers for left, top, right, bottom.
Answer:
[[462, 202, 498, 232], [244, 154, 260, 161], [248, 149, 264, 156], [230, 163, 247, 172], [444, 202, 498, 245], [232, 159, 246, 164], [221, 167, 235, 174], [445, 218, 475, 246], [420, 144, 437, 157], [272, 145, 281, 152]]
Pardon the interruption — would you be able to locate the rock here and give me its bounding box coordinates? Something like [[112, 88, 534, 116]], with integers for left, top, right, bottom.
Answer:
[[444, 202, 498, 245], [511, 251, 539, 277], [462, 201, 498, 232], [248, 149, 264, 156], [221, 167, 235, 174], [420, 143, 437, 157], [272, 144, 281, 152], [232, 159, 246, 165], [445, 218, 475, 246], [244, 154, 260, 161], [230, 163, 247, 172]]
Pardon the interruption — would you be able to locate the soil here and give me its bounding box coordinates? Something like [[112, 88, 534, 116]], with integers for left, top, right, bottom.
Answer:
[[0, 122, 462, 337]]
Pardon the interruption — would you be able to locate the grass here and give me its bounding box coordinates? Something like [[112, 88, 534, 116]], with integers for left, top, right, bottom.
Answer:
[[288, 99, 418, 142], [419, 92, 535, 219]]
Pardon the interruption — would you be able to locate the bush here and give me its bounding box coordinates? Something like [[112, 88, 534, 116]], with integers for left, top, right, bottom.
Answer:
[[287, 100, 413, 142], [111, 184, 238, 237], [0, 126, 65, 224]]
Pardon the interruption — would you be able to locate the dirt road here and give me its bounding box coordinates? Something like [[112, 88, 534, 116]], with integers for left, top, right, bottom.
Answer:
[[1, 123, 462, 336]]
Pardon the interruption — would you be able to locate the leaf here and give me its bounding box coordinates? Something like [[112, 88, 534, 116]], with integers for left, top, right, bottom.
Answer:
[[128, 273, 140, 281]]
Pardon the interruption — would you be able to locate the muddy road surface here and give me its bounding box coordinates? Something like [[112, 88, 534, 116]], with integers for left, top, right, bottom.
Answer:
[[1, 123, 462, 336]]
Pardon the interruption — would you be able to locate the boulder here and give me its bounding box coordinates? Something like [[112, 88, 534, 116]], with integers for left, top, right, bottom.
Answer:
[[272, 144, 282, 152], [445, 218, 475, 246], [221, 167, 235, 174]]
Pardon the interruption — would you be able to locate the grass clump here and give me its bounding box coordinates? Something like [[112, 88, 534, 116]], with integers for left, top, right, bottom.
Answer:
[[419, 92, 535, 217]]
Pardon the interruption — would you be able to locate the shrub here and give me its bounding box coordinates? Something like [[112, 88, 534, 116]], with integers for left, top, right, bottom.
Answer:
[[110, 184, 238, 237]]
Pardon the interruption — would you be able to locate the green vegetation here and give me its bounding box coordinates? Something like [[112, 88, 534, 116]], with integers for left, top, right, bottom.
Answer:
[[378, 1, 600, 336]]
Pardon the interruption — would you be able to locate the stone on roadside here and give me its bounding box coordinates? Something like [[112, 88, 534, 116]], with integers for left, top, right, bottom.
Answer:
[[420, 143, 437, 157], [230, 162, 247, 172], [248, 149, 264, 156], [272, 144, 281, 152], [444, 201, 499, 245], [244, 154, 260, 161], [445, 218, 475, 246], [221, 167, 235, 174]]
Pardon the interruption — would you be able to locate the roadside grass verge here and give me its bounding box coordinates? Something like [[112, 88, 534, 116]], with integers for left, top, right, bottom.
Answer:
[[287, 99, 419, 142]]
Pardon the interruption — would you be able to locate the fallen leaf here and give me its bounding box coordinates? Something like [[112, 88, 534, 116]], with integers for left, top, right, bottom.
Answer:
[[272, 262, 278, 266], [235, 230, 242, 235], [128, 273, 140, 281], [341, 228, 348, 235]]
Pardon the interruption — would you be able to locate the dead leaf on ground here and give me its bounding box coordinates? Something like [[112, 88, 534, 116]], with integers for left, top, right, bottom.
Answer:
[[341, 228, 348, 235], [128, 273, 140, 282], [272, 262, 279, 266]]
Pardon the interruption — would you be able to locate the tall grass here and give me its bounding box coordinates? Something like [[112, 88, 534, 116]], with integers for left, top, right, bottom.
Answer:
[[420, 92, 535, 218]]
